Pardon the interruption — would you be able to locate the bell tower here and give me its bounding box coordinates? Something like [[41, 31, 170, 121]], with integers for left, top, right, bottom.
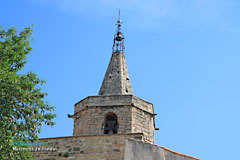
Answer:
[[112, 10, 124, 53], [69, 12, 157, 143]]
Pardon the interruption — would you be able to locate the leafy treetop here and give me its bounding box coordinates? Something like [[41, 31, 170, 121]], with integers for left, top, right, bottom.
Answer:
[[0, 25, 56, 160]]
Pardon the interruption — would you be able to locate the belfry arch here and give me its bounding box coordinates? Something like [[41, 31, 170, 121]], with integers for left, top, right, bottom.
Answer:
[[103, 112, 118, 134]]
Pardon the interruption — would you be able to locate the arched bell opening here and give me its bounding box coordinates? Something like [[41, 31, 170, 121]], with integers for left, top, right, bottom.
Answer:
[[103, 112, 118, 134]]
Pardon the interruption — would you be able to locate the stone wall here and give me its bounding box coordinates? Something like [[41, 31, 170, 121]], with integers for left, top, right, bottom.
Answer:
[[164, 150, 199, 160], [73, 105, 132, 136], [124, 139, 200, 160], [30, 134, 143, 160], [29, 134, 200, 160], [131, 106, 155, 143]]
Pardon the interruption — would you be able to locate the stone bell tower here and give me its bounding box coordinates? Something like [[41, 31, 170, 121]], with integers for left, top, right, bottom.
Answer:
[[32, 12, 200, 160], [69, 12, 157, 143]]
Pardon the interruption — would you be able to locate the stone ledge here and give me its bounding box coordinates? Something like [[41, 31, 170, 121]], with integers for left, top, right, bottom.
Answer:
[[38, 133, 144, 141], [74, 94, 153, 106]]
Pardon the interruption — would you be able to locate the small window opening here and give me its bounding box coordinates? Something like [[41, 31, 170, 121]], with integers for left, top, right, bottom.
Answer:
[[117, 71, 120, 74], [126, 77, 129, 80], [104, 113, 118, 134]]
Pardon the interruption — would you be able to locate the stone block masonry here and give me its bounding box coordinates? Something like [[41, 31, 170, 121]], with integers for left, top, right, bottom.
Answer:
[[30, 133, 200, 160], [30, 133, 143, 160], [124, 139, 200, 160], [73, 94, 156, 143]]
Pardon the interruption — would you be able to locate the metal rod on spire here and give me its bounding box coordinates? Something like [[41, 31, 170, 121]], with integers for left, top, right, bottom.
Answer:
[[118, 9, 121, 22], [116, 9, 122, 33]]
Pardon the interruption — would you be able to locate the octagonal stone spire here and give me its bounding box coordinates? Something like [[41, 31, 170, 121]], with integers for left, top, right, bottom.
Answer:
[[99, 51, 133, 95], [99, 14, 133, 95]]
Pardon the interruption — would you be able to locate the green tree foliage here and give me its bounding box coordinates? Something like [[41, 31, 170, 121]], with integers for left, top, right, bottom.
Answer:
[[0, 26, 56, 159]]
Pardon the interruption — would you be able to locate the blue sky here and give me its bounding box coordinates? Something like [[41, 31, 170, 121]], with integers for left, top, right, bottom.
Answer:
[[2, 0, 240, 160]]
